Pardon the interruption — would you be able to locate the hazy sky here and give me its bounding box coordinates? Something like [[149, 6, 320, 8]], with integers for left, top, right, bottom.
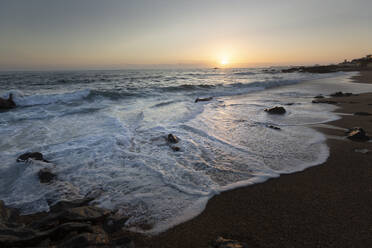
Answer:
[[0, 0, 371, 70]]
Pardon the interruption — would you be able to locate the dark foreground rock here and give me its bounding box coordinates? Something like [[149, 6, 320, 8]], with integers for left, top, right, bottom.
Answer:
[[0, 94, 16, 110], [210, 236, 248, 248], [264, 106, 286, 114], [0, 199, 135, 247], [195, 97, 213, 103], [17, 152, 49, 163], [346, 127, 369, 141], [38, 168, 56, 183]]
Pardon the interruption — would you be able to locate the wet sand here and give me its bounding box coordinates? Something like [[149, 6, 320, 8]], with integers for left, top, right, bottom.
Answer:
[[137, 71, 372, 248]]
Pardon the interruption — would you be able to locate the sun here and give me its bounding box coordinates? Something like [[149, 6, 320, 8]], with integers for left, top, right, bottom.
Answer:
[[220, 58, 229, 66]]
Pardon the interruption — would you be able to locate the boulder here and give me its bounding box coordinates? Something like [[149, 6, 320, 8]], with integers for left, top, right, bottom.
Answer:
[[346, 127, 369, 141], [330, 91, 353, 97], [38, 168, 56, 184], [0, 94, 16, 110], [314, 94, 325, 99], [167, 134, 179, 144], [195, 97, 213, 103], [17, 152, 49, 163], [264, 106, 286, 114], [210, 236, 248, 248]]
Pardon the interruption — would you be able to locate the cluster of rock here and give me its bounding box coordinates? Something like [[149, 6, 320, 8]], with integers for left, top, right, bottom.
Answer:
[[167, 133, 180, 151], [0, 199, 134, 247]]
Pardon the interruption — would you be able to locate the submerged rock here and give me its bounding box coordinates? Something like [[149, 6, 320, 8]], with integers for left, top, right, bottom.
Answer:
[[267, 125, 281, 130], [38, 168, 56, 184], [346, 127, 369, 141], [17, 152, 49, 163], [171, 146, 181, 152], [330, 91, 353, 97], [0, 93, 16, 110], [264, 106, 286, 114], [195, 97, 213, 103], [211, 236, 248, 248], [167, 134, 179, 144], [312, 100, 337, 104]]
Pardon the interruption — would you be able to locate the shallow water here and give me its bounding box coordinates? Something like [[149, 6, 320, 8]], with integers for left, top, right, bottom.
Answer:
[[0, 69, 369, 233]]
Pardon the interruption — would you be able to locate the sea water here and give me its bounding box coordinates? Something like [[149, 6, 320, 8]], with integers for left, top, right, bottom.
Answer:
[[0, 68, 370, 233]]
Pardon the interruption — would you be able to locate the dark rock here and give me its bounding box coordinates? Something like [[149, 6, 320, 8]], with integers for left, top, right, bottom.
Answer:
[[167, 134, 179, 143], [346, 127, 369, 141], [103, 215, 128, 234], [171, 146, 181, 152], [285, 102, 294, 106], [354, 112, 372, 116], [38, 168, 56, 183], [264, 106, 286, 114], [111, 236, 135, 247], [0, 94, 16, 110], [330, 91, 353, 97], [312, 100, 337, 104], [50, 198, 94, 213], [195, 97, 213, 103], [314, 94, 325, 99], [61, 206, 110, 223], [267, 125, 281, 130], [17, 152, 49, 163], [0, 201, 20, 223], [58, 232, 109, 248], [211, 236, 248, 248]]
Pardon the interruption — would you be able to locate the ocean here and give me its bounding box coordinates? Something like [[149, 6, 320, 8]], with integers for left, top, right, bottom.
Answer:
[[0, 68, 368, 233]]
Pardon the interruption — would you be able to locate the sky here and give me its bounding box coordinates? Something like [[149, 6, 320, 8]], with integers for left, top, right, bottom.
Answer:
[[0, 0, 371, 70]]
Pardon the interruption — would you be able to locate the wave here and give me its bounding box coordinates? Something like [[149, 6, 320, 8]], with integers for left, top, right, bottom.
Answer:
[[6, 89, 91, 107]]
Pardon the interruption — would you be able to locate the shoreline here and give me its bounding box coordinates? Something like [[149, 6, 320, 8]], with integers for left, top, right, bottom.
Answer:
[[137, 71, 372, 247]]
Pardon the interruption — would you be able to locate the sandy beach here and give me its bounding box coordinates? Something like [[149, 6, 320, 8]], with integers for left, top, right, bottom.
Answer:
[[136, 71, 372, 248]]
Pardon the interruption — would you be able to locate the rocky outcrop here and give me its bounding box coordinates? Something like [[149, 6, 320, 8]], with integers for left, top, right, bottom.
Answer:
[[17, 152, 49, 163], [0, 94, 16, 110], [0, 199, 134, 247], [346, 127, 369, 141], [195, 97, 213, 103], [210, 236, 248, 248], [264, 106, 286, 114]]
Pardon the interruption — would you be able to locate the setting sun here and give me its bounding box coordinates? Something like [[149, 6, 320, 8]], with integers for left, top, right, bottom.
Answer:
[[220, 58, 229, 66]]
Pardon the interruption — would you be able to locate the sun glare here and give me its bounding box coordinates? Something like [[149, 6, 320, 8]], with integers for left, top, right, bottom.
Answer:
[[220, 58, 229, 66]]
